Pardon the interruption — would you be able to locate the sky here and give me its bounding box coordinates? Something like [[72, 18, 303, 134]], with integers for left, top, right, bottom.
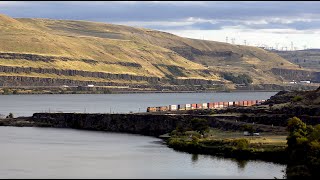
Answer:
[[1, 1, 320, 50]]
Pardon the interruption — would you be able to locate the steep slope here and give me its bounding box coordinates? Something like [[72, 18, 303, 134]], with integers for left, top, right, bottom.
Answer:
[[0, 14, 314, 89]]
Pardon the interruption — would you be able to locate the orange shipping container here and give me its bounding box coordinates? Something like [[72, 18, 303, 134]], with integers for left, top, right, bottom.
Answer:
[[191, 104, 197, 109], [234, 101, 239, 107], [214, 102, 219, 108], [223, 102, 228, 107], [208, 103, 214, 109], [196, 104, 203, 109], [243, 101, 248, 106]]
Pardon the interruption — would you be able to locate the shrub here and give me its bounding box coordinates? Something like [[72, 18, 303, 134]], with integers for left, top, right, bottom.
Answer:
[[292, 96, 303, 102], [6, 113, 14, 119], [191, 118, 209, 134], [232, 139, 249, 150]]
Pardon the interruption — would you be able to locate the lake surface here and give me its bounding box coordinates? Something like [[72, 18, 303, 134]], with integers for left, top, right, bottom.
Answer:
[[0, 126, 285, 179], [0, 92, 277, 117]]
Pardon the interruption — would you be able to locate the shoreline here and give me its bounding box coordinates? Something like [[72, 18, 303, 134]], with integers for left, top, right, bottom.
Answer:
[[0, 111, 289, 165], [0, 89, 281, 95]]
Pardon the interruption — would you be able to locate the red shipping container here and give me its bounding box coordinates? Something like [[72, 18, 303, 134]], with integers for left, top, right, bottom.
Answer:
[[243, 101, 248, 106], [208, 102, 214, 109], [247, 101, 252, 106], [191, 104, 197, 109], [251, 100, 256, 105], [196, 103, 203, 109]]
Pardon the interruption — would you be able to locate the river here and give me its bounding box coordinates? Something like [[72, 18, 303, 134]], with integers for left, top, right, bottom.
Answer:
[[0, 126, 285, 179], [0, 92, 277, 117]]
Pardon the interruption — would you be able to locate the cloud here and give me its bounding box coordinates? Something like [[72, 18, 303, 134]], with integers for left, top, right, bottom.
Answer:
[[1, 1, 320, 48]]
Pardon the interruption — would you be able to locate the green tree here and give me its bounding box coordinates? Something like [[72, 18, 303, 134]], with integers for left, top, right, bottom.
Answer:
[[191, 118, 209, 134], [6, 113, 14, 119], [3, 88, 10, 95]]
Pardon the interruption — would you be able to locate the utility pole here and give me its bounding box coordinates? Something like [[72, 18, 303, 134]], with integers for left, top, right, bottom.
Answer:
[[226, 36, 228, 43], [291, 42, 294, 51]]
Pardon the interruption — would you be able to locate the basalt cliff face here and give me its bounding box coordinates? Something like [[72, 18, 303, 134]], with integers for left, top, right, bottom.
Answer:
[[0, 14, 318, 89]]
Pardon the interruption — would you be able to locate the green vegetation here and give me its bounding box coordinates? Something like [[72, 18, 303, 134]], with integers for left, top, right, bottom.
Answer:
[[6, 113, 14, 119], [285, 117, 320, 178], [222, 72, 253, 85], [191, 118, 209, 134], [167, 123, 287, 164], [292, 95, 303, 102]]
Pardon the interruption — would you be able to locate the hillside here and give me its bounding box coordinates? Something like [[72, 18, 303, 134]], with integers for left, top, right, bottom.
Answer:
[[0, 14, 318, 90], [272, 49, 320, 71]]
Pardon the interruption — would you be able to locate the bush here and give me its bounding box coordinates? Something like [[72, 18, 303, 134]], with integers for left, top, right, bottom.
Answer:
[[292, 96, 303, 102], [222, 72, 253, 85], [191, 118, 209, 134], [6, 113, 14, 119], [232, 139, 249, 150], [2, 88, 10, 95]]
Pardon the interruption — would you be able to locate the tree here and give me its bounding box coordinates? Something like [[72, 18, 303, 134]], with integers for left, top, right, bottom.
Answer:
[[191, 118, 209, 134], [6, 113, 14, 119]]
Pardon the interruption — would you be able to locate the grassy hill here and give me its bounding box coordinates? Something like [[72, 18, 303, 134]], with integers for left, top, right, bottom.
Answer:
[[272, 49, 320, 71], [0, 14, 316, 90]]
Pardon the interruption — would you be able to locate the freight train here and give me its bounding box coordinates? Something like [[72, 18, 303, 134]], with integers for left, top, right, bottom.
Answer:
[[147, 100, 266, 112]]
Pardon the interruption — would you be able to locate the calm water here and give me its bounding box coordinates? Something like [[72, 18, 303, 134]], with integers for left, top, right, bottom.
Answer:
[[0, 92, 277, 117], [0, 126, 285, 179]]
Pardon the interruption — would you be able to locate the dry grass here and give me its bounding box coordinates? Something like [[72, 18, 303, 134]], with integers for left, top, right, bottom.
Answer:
[[0, 13, 305, 85]]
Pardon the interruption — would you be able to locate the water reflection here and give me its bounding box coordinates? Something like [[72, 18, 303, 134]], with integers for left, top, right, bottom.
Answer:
[[191, 154, 199, 164]]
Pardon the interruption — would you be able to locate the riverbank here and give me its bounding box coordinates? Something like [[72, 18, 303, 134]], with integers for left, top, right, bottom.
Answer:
[[166, 128, 287, 164]]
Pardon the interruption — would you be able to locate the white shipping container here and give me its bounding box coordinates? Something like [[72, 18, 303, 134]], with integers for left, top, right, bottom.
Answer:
[[186, 104, 191, 108], [228, 102, 233, 106], [169, 105, 177, 111], [219, 105, 224, 108], [202, 103, 208, 109]]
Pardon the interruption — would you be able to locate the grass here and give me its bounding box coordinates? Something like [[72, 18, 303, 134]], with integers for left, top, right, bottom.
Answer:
[[0, 13, 309, 85]]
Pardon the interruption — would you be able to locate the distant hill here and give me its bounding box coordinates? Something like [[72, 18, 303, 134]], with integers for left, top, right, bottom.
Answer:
[[271, 49, 320, 71], [0, 13, 318, 90]]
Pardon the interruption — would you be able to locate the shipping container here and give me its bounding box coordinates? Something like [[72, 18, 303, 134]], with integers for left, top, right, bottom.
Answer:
[[159, 106, 168, 111], [169, 105, 177, 111], [186, 104, 191, 110], [178, 104, 186, 110], [251, 100, 256, 105], [243, 101, 248, 107], [219, 104, 224, 108], [202, 103, 208, 109], [191, 104, 197, 109], [247, 101, 252, 106], [147, 107, 157, 112], [223, 102, 228, 107], [208, 102, 214, 109], [228, 101, 233, 107], [214, 102, 219, 108], [240, 101, 245, 106], [234, 101, 239, 107], [196, 103, 203, 109]]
